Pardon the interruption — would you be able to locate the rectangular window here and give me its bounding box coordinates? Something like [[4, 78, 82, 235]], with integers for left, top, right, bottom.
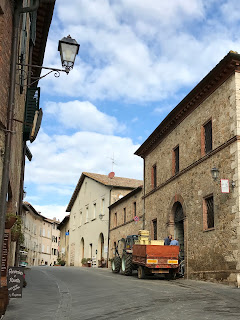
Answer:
[[151, 164, 157, 189], [124, 208, 126, 224], [42, 229, 45, 237], [42, 244, 45, 253], [173, 145, 179, 175], [101, 198, 105, 213], [202, 120, 212, 155], [152, 219, 157, 240], [114, 212, 117, 228], [80, 211, 82, 226], [203, 195, 214, 230], [133, 202, 136, 218], [86, 207, 89, 223], [93, 203, 96, 219]]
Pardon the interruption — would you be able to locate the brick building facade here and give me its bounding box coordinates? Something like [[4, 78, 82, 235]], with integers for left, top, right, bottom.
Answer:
[[135, 51, 240, 285], [0, 0, 55, 298], [109, 186, 143, 260]]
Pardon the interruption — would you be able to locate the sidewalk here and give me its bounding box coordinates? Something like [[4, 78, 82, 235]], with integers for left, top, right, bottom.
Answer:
[[3, 267, 60, 320]]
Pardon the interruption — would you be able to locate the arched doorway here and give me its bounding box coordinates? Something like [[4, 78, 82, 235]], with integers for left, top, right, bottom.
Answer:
[[80, 238, 84, 265], [173, 202, 184, 260], [98, 233, 104, 261]]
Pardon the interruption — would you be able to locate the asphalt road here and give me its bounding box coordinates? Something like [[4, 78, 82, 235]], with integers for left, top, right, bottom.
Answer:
[[4, 266, 240, 320]]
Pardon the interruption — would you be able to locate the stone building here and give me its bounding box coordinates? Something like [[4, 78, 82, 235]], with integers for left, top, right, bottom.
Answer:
[[109, 186, 143, 260], [58, 215, 70, 265], [22, 202, 60, 266], [66, 172, 142, 267], [0, 0, 55, 290], [135, 51, 240, 285]]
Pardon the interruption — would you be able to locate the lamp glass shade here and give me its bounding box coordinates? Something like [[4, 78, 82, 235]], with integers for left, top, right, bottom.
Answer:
[[58, 35, 80, 71], [211, 167, 219, 180]]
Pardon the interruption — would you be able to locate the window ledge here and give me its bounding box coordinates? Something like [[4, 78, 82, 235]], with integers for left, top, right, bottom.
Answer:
[[203, 227, 215, 232]]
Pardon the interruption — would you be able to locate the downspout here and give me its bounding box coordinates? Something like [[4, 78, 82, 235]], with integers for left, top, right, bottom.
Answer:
[[142, 158, 146, 230], [0, 0, 40, 281], [107, 187, 113, 268]]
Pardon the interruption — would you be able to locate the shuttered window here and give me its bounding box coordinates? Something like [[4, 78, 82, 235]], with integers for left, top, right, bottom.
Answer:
[[23, 87, 40, 141]]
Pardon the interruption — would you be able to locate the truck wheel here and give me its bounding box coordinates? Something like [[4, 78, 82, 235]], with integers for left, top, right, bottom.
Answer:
[[166, 270, 176, 280], [138, 266, 145, 279], [112, 256, 121, 273], [122, 254, 132, 276]]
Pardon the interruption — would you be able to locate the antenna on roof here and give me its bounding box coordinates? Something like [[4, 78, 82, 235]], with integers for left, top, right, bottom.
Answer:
[[108, 153, 116, 179]]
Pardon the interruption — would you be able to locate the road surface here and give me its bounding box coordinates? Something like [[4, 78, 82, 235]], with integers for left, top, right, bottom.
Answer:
[[4, 266, 240, 320]]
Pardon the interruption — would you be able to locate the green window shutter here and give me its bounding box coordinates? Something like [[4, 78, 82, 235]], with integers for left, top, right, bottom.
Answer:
[[23, 87, 40, 141], [30, 11, 37, 45]]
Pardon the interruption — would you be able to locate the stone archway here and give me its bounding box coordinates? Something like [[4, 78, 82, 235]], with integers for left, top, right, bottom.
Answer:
[[168, 195, 186, 261], [173, 202, 184, 260]]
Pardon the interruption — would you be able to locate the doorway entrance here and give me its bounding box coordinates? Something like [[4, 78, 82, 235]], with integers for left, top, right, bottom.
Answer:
[[173, 202, 184, 260]]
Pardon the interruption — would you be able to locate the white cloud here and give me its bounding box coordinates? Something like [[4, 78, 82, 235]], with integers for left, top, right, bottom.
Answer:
[[45, 100, 125, 134], [41, 0, 240, 103], [29, 204, 67, 222], [25, 130, 143, 186]]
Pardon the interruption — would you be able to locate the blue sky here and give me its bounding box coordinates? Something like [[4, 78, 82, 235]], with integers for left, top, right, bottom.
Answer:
[[24, 0, 240, 220]]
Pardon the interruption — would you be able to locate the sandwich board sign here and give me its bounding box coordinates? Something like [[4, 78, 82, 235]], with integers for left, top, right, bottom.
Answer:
[[7, 267, 24, 298]]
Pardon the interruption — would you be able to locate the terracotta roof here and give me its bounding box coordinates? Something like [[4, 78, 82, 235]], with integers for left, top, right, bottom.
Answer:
[[22, 201, 46, 219], [66, 172, 143, 212], [135, 51, 240, 158], [83, 172, 142, 188], [44, 218, 60, 224]]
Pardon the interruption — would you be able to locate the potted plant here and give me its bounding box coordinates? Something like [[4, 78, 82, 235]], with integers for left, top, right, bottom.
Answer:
[[5, 213, 17, 229], [87, 258, 92, 267], [81, 258, 88, 267], [56, 258, 65, 266], [11, 216, 24, 244]]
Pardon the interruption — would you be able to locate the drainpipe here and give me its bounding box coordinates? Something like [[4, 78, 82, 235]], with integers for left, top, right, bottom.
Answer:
[[142, 158, 146, 230], [0, 0, 41, 284], [107, 187, 113, 268]]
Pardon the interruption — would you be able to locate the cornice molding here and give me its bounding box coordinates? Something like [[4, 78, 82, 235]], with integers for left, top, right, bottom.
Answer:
[[135, 52, 240, 158]]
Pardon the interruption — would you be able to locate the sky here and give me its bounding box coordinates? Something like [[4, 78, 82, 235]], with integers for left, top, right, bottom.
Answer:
[[24, 0, 240, 221]]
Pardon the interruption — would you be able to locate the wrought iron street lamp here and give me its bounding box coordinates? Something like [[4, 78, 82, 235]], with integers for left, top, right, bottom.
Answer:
[[58, 35, 80, 74], [211, 166, 219, 181], [17, 35, 80, 86]]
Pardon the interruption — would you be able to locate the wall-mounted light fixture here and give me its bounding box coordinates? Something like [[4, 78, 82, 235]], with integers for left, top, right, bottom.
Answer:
[[211, 166, 235, 189], [210, 167, 219, 181], [17, 35, 80, 86], [99, 213, 108, 223]]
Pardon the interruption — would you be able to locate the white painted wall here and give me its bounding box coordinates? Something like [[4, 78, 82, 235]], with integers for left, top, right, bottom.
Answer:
[[68, 177, 110, 266]]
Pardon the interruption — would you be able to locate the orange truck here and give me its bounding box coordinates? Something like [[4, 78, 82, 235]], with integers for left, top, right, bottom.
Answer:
[[132, 243, 179, 279], [111, 231, 180, 279]]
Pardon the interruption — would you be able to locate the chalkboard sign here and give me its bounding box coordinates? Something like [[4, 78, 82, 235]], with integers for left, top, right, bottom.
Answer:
[[7, 267, 24, 298]]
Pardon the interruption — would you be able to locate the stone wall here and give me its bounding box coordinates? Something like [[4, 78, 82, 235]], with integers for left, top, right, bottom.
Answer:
[[109, 188, 143, 260], [143, 73, 240, 285]]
